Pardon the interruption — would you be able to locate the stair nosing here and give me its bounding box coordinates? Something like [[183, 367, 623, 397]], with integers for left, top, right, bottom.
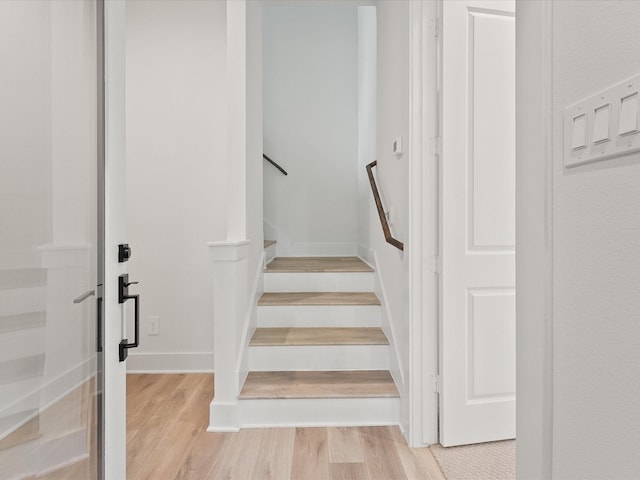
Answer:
[[239, 370, 399, 400], [250, 327, 389, 346], [258, 292, 381, 306]]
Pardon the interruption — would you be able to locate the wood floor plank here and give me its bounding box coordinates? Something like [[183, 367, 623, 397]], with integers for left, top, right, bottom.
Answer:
[[329, 463, 369, 480], [327, 427, 365, 463], [258, 292, 380, 306], [251, 428, 296, 480], [240, 371, 399, 399], [127, 374, 184, 430], [127, 375, 207, 479], [291, 428, 330, 480], [207, 429, 264, 480], [360, 426, 408, 480], [133, 375, 211, 480], [126, 374, 441, 480], [265, 257, 373, 273], [173, 432, 223, 480], [388, 426, 445, 480], [250, 327, 388, 346]]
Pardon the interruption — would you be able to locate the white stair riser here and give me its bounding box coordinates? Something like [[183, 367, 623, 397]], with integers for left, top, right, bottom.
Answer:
[[249, 345, 389, 371], [257, 305, 381, 327], [264, 272, 374, 292], [265, 244, 277, 265], [238, 397, 400, 428], [0, 287, 46, 317]]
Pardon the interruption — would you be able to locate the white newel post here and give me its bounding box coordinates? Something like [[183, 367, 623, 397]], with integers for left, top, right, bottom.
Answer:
[[207, 240, 249, 432]]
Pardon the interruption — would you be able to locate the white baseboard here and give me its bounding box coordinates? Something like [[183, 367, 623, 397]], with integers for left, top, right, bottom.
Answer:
[[292, 242, 358, 257], [126, 352, 214, 373], [357, 244, 374, 266]]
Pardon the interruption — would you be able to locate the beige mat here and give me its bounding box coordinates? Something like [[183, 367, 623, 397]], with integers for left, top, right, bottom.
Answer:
[[429, 440, 515, 480]]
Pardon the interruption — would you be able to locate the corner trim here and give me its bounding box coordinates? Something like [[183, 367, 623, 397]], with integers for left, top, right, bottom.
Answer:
[[515, 1, 554, 478]]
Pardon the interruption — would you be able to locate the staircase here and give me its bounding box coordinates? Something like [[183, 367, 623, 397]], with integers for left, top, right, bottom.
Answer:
[[237, 253, 400, 428]]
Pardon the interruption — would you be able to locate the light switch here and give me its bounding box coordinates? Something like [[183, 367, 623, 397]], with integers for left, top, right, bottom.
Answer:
[[619, 92, 638, 135], [571, 113, 587, 150], [592, 104, 610, 143], [564, 73, 640, 168]]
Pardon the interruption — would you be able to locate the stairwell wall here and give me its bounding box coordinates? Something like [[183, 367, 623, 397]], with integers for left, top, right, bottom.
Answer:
[[374, 0, 411, 435], [125, 0, 227, 371], [263, 6, 360, 256]]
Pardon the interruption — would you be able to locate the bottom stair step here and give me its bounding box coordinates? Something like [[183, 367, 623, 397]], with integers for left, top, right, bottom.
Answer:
[[239, 370, 399, 399]]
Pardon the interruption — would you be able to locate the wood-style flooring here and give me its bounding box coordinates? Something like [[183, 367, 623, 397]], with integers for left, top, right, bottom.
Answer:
[[265, 257, 373, 273], [250, 327, 388, 346], [239, 370, 399, 399], [258, 292, 380, 306], [127, 373, 445, 480]]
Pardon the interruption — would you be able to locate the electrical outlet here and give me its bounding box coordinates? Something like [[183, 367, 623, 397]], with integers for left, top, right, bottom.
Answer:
[[149, 316, 159, 336]]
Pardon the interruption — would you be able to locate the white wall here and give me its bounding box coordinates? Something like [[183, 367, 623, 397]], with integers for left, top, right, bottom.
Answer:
[[357, 7, 376, 258], [375, 0, 410, 433], [263, 6, 359, 256], [549, 2, 640, 477], [0, 1, 50, 269], [125, 0, 227, 371]]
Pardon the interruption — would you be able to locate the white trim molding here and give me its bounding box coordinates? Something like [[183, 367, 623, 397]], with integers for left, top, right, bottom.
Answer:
[[407, 0, 440, 447], [125, 352, 214, 373], [207, 239, 250, 432], [515, 1, 554, 478]]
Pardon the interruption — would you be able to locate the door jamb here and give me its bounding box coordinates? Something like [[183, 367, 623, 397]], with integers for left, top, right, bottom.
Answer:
[[515, 1, 554, 477], [407, 0, 440, 447]]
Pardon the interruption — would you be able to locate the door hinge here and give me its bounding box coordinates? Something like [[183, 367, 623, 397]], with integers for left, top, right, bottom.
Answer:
[[429, 18, 441, 37], [429, 137, 442, 156], [428, 255, 441, 274], [431, 374, 441, 394]]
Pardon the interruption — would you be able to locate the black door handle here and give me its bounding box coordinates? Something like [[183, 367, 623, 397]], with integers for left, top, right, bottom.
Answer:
[[118, 274, 140, 362]]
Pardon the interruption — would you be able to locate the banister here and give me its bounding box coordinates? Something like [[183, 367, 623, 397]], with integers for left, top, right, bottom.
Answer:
[[263, 154, 288, 176], [366, 161, 404, 251]]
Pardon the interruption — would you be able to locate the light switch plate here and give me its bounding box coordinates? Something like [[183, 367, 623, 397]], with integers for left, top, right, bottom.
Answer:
[[564, 73, 640, 168]]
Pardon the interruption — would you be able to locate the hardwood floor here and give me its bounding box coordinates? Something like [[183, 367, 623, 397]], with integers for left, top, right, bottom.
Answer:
[[258, 292, 380, 306], [250, 327, 388, 346], [239, 370, 399, 399], [265, 257, 373, 273], [127, 374, 445, 480]]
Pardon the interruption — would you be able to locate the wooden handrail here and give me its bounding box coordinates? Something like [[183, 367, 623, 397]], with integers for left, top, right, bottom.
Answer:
[[263, 154, 288, 175], [366, 161, 404, 251]]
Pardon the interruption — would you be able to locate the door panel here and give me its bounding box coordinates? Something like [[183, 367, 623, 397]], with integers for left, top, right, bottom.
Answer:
[[0, 1, 102, 477], [441, 0, 516, 447]]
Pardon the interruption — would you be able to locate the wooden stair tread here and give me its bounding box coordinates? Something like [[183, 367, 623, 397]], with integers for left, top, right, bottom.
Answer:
[[265, 257, 373, 273], [258, 292, 380, 306], [239, 371, 399, 399], [264, 240, 277, 248], [250, 327, 388, 346]]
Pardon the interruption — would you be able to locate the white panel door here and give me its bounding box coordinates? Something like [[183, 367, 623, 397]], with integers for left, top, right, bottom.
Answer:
[[440, 0, 516, 447]]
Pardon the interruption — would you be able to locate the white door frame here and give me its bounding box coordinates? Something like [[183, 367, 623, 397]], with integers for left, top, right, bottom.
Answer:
[[407, 0, 440, 447], [104, 1, 127, 478], [408, 0, 555, 458], [515, 0, 553, 477]]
